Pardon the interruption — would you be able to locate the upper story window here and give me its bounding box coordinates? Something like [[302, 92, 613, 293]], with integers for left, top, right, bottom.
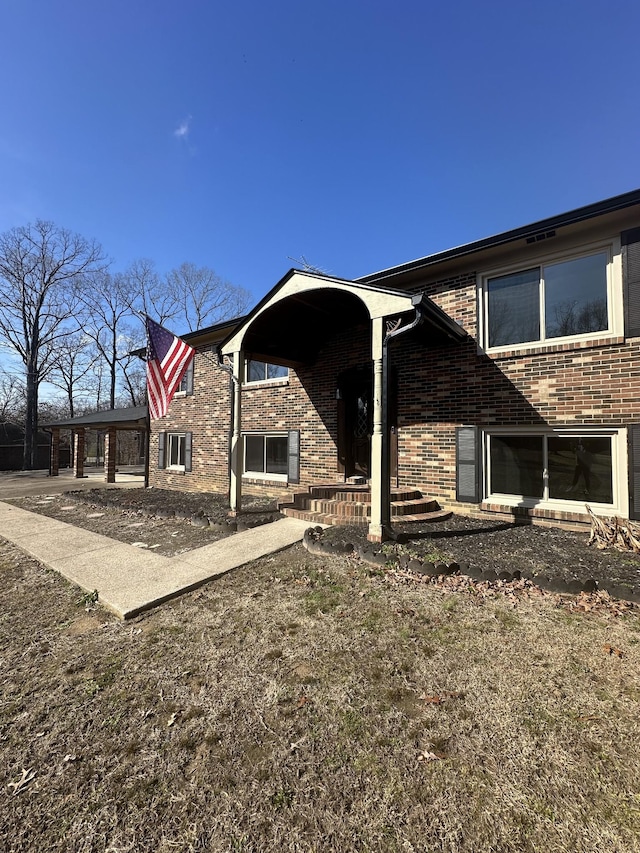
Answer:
[[245, 359, 288, 383], [482, 248, 614, 350]]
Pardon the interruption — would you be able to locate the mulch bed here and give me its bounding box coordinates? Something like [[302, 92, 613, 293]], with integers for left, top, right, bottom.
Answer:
[[320, 514, 640, 595]]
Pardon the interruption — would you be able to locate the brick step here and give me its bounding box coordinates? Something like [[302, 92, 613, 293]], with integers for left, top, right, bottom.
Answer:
[[278, 483, 448, 528], [296, 496, 441, 519], [282, 505, 452, 527], [308, 486, 421, 503]]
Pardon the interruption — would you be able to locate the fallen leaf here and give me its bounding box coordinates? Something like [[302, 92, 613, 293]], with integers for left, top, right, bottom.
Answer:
[[418, 750, 444, 762], [63, 754, 77, 763], [167, 712, 179, 727], [289, 736, 306, 752], [295, 695, 311, 710], [603, 644, 624, 658], [8, 768, 36, 795], [420, 695, 444, 705]]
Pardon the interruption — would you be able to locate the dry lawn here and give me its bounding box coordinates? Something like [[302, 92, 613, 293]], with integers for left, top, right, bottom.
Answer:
[[1, 537, 640, 852]]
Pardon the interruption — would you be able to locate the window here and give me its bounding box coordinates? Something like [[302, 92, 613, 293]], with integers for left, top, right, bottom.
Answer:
[[167, 433, 187, 470], [245, 359, 288, 383], [158, 431, 192, 472], [484, 250, 610, 349], [241, 430, 299, 483], [244, 433, 288, 478], [486, 430, 618, 507], [175, 360, 194, 395]]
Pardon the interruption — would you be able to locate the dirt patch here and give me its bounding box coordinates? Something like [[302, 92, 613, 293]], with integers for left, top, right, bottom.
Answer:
[[8, 488, 281, 556]]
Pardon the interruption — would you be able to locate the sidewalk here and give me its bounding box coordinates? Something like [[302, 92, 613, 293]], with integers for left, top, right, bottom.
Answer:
[[0, 501, 312, 619]]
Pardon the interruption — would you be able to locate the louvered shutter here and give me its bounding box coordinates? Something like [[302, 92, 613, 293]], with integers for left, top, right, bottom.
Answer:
[[184, 360, 194, 395], [628, 425, 640, 520], [456, 426, 480, 503], [158, 431, 166, 469], [288, 430, 300, 484], [622, 228, 640, 339], [184, 432, 193, 472]]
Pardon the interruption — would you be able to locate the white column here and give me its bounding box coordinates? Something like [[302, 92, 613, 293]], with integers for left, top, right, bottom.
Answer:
[[368, 317, 384, 542], [229, 350, 244, 515]]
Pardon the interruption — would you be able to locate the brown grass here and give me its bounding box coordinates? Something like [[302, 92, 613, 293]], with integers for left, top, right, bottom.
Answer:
[[1, 539, 640, 852]]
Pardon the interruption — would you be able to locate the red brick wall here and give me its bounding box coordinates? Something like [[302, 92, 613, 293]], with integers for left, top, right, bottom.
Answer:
[[149, 348, 233, 493], [149, 326, 372, 497], [391, 264, 640, 518], [150, 241, 640, 527]]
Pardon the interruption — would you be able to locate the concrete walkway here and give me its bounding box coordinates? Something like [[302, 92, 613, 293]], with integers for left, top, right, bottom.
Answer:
[[0, 501, 312, 619]]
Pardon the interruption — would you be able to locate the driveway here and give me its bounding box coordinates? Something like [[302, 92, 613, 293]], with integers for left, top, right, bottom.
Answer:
[[0, 467, 145, 499]]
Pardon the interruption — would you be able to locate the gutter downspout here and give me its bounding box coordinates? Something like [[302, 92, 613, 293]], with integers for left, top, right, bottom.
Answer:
[[217, 348, 240, 503], [380, 293, 428, 538]]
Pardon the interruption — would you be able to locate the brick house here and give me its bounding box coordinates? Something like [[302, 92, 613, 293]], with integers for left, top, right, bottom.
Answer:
[[150, 188, 640, 541]]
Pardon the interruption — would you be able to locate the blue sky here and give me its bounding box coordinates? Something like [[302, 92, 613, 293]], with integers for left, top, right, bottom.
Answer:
[[1, 0, 639, 305]]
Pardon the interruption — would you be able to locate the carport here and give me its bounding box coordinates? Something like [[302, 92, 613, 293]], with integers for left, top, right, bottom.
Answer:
[[44, 406, 149, 483]]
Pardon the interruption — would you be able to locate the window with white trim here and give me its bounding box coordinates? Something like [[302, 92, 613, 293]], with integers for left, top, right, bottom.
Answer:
[[481, 247, 615, 350], [245, 359, 288, 383], [485, 429, 623, 509], [167, 433, 187, 470], [243, 433, 288, 480]]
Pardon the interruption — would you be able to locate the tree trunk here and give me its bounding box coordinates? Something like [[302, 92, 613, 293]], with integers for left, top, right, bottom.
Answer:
[[23, 365, 38, 470]]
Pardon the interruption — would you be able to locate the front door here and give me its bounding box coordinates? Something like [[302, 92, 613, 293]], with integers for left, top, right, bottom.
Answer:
[[338, 367, 372, 478]]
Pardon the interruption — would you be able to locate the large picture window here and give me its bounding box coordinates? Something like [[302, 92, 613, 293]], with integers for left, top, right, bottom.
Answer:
[[488, 432, 615, 506], [246, 360, 288, 383], [244, 433, 288, 477], [485, 251, 609, 348]]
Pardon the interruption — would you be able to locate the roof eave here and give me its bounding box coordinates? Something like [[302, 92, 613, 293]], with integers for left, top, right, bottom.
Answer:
[[358, 187, 640, 284]]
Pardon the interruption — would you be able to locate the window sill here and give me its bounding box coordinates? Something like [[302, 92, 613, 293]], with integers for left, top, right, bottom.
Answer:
[[166, 466, 186, 474], [243, 472, 287, 483], [484, 334, 624, 360], [482, 495, 619, 516], [242, 378, 289, 390]]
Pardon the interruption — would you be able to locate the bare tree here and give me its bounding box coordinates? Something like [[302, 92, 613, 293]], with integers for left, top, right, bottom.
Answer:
[[164, 262, 251, 331], [0, 374, 25, 423], [125, 258, 177, 326], [47, 333, 97, 419], [77, 271, 140, 410], [0, 221, 104, 468]]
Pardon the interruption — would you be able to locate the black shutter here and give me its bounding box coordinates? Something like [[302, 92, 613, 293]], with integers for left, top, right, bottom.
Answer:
[[628, 425, 640, 520], [456, 426, 480, 503], [158, 431, 166, 470], [287, 430, 300, 484], [184, 432, 193, 472], [185, 360, 194, 395], [622, 228, 640, 339]]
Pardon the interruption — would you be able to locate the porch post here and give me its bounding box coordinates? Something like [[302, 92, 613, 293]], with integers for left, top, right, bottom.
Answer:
[[104, 427, 117, 483], [74, 428, 85, 479], [229, 350, 244, 516], [368, 317, 385, 542], [50, 427, 60, 476]]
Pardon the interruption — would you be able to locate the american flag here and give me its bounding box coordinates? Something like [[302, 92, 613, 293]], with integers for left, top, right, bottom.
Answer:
[[145, 317, 195, 420]]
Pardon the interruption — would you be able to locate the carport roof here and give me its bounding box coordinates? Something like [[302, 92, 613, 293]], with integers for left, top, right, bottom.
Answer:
[[43, 406, 148, 430]]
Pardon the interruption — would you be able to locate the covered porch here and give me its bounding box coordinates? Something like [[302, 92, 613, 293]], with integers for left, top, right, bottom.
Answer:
[[219, 270, 466, 542]]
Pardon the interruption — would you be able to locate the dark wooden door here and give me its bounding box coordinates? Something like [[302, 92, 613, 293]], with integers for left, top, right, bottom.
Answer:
[[337, 367, 372, 478]]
